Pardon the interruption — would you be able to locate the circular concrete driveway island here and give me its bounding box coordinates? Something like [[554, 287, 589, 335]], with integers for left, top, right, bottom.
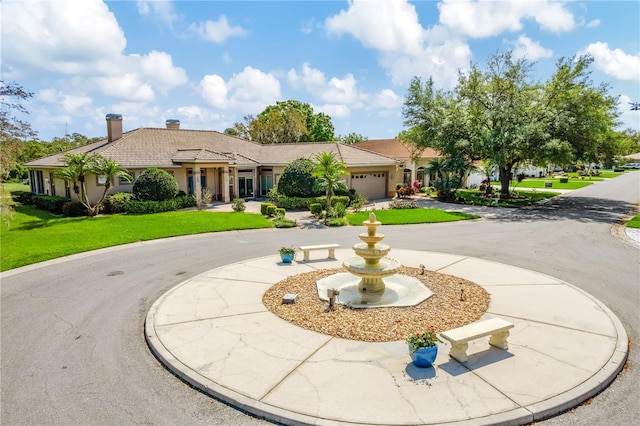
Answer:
[[146, 249, 628, 426]]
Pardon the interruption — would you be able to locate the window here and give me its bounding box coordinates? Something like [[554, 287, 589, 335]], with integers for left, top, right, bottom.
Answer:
[[120, 172, 134, 185], [97, 175, 108, 185]]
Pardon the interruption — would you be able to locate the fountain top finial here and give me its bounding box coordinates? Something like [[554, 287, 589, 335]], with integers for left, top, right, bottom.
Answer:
[[369, 212, 376, 223]]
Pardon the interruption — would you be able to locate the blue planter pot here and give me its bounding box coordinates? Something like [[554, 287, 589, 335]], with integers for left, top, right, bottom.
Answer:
[[409, 344, 438, 368], [280, 253, 294, 263]]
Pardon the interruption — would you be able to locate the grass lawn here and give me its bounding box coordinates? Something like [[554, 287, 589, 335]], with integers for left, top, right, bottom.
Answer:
[[627, 215, 640, 229], [491, 179, 593, 190], [456, 189, 558, 207], [346, 208, 478, 226], [1, 204, 274, 272]]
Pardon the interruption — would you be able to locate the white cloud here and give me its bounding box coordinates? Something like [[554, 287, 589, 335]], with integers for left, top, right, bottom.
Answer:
[[369, 89, 403, 111], [136, 0, 181, 29], [93, 74, 156, 102], [199, 75, 228, 108], [1, 0, 126, 74], [324, 0, 471, 88], [189, 15, 247, 43], [287, 63, 361, 105], [325, 0, 425, 55], [438, 0, 576, 38], [300, 17, 315, 34], [136, 51, 189, 91], [618, 94, 640, 131], [317, 104, 351, 119], [578, 42, 640, 82], [510, 35, 553, 60], [586, 19, 601, 29], [1, 0, 188, 104], [199, 67, 281, 112]]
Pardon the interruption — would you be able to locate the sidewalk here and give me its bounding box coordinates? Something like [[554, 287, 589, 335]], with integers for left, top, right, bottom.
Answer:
[[146, 249, 628, 426]]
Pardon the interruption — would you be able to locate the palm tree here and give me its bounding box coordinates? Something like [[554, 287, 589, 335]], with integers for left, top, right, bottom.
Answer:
[[311, 151, 349, 221], [55, 152, 98, 212], [93, 157, 131, 214]]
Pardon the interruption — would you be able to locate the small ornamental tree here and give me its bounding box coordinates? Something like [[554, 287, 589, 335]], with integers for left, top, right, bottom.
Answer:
[[277, 157, 321, 197], [133, 168, 179, 201]]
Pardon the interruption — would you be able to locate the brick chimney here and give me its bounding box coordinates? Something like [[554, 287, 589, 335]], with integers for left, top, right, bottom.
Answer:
[[106, 113, 123, 142], [166, 119, 180, 130]]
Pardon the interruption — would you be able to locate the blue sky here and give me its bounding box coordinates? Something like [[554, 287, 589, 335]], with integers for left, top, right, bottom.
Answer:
[[2, 0, 639, 142]]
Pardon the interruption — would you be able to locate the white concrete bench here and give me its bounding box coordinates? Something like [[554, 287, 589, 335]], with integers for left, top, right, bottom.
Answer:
[[440, 318, 514, 363], [299, 244, 340, 261]]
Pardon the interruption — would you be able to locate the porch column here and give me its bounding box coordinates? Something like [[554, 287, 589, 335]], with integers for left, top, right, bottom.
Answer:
[[253, 168, 258, 198], [222, 167, 230, 202], [193, 166, 202, 203]]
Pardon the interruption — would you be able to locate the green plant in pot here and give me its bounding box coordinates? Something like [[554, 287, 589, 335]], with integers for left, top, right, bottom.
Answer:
[[406, 327, 442, 368], [279, 246, 296, 263]]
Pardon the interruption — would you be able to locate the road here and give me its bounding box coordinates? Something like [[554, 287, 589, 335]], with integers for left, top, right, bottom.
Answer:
[[1, 172, 638, 425]]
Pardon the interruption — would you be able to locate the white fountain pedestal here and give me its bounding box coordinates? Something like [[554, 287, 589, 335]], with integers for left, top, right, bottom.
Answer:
[[317, 272, 433, 308]]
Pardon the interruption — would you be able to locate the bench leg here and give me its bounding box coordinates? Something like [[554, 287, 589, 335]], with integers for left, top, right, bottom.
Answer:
[[328, 248, 335, 259], [303, 251, 310, 261], [449, 342, 469, 363], [489, 330, 510, 350]]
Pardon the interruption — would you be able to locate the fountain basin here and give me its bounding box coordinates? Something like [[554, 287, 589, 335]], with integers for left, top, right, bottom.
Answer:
[[317, 273, 433, 308], [343, 256, 400, 277]]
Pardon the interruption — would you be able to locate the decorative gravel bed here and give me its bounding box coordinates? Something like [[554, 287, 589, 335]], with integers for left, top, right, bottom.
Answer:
[[263, 266, 490, 342]]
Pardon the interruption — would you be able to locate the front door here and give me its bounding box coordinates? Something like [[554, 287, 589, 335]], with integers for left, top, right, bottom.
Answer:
[[238, 177, 254, 198]]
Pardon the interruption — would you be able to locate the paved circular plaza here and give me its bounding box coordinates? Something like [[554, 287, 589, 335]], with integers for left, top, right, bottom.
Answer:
[[146, 248, 627, 425]]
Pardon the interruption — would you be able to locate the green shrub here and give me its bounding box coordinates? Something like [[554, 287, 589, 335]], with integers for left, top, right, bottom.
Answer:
[[332, 201, 347, 218], [266, 205, 277, 217], [274, 217, 297, 228], [274, 195, 313, 210], [275, 207, 286, 218], [175, 195, 197, 209], [325, 217, 348, 227], [14, 191, 33, 205], [559, 177, 569, 183], [350, 194, 367, 211], [232, 198, 246, 212], [277, 158, 321, 197], [32, 195, 68, 214], [124, 196, 194, 214], [309, 203, 322, 215], [133, 167, 179, 201], [105, 192, 134, 214], [261, 202, 274, 215], [62, 201, 89, 217], [315, 195, 350, 209]]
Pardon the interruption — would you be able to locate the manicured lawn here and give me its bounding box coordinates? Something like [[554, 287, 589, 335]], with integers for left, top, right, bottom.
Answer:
[[456, 189, 558, 207], [627, 215, 640, 229], [346, 208, 478, 226], [1, 205, 274, 271], [491, 179, 593, 190]]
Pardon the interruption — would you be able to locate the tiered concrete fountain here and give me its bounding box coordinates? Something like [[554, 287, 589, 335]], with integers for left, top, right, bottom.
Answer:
[[317, 213, 432, 308]]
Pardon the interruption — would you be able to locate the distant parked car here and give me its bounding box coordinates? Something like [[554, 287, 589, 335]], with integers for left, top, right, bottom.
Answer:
[[622, 163, 640, 169]]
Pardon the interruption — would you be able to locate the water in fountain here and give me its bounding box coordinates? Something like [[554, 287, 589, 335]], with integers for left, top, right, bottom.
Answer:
[[316, 212, 432, 308]]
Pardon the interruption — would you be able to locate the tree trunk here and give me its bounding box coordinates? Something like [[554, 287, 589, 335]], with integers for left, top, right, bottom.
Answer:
[[499, 166, 512, 197]]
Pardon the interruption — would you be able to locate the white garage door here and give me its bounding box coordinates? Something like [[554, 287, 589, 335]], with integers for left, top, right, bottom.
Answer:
[[350, 172, 387, 200]]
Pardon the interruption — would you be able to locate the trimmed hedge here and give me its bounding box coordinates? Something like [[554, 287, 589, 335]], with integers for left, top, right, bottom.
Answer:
[[33, 195, 69, 214], [124, 195, 196, 214], [261, 203, 274, 215], [309, 203, 322, 215], [266, 205, 277, 217], [272, 195, 312, 210]]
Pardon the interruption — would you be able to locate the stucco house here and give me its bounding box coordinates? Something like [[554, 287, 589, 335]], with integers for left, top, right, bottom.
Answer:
[[353, 139, 441, 188], [24, 114, 402, 204]]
